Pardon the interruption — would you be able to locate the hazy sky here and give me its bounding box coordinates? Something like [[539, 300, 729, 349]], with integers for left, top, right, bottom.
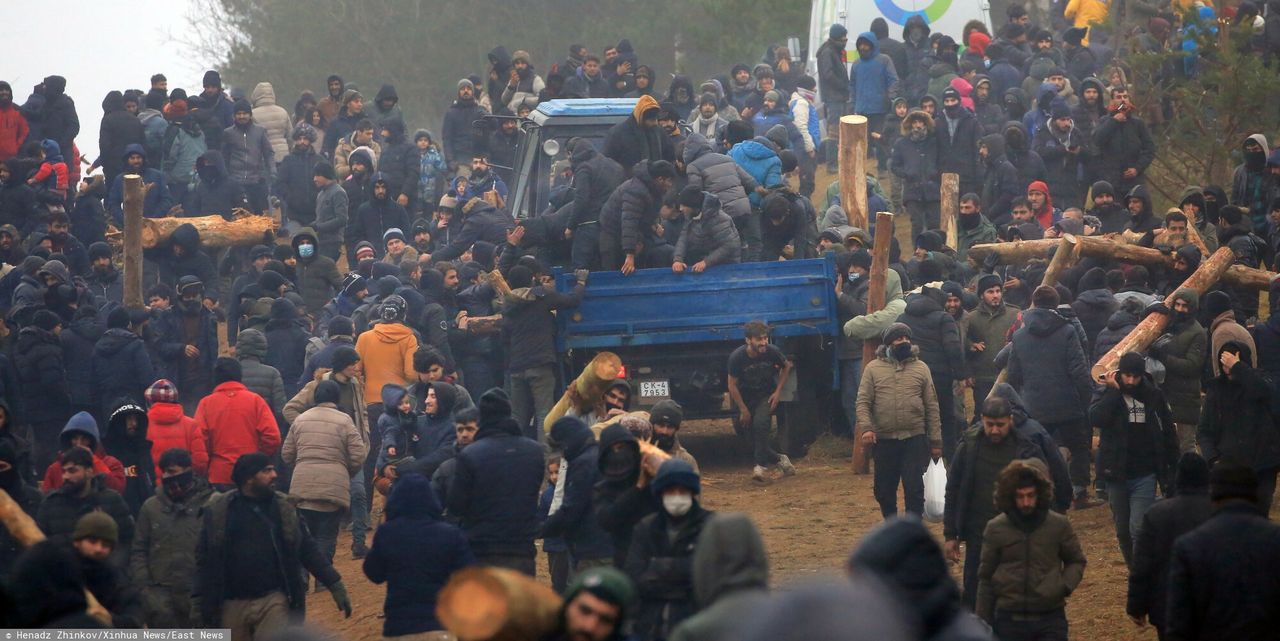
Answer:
[[1, 0, 208, 170]]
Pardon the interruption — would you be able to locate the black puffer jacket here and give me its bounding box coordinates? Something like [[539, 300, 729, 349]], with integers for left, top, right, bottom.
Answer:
[[187, 150, 248, 219], [263, 300, 311, 396], [593, 424, 657, 567], [354, 174, 411, 254], [273, 147, 320, 226], [568, 142, 626, 228], [600, 161, 667, 254], [625, 500, 713, 641], [674, 192, 741, 267], [1199, 341, 1280, 472], [1094, 299, 1142, 362], [14, 326, 70, 423], [936, 107, 982, 188], [60, 315, 103, 410], [1070, 288, 1118, 355], [440, 98, 486, 165], [891, 112, 940, 202], [682, 133, 756, 219], [92, 328, 155, 415], [1007, 307, 1091, 423], [101, 400, 155, 515], [979, 133, 1021, 227], [541, 418, 613, 561], [896, 288, 965, 379]]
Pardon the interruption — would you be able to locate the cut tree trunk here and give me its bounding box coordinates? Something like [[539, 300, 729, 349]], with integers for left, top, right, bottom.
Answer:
[[967, 236, 1275, 291], [1040, 235, 1079, 288], [122, 175, 145, 308], [437, 566, 561, 641], [839, 115, 869, 229], [1091, 246, 1236, 381], [940, 173, 959, 250], [854, 211, 895, 474], [109, 214, 279, 250]]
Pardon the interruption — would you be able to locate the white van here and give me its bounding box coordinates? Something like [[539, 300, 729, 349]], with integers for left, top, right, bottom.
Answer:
[[807, 0, 993, 75]]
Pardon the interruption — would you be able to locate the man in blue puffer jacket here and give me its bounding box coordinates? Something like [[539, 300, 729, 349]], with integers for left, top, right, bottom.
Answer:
[[849, 31, 900, 144]]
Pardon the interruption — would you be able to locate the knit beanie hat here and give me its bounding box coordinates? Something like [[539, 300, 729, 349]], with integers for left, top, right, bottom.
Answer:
[[331, 346, 361, 372], [231, 452, 272, 487], [233, 99, 253, 115], [881, 322, 912, 345], [383, 228, 406, 245], [202, 70, 222, 88], [830, 23, 849, 39], [313, 161, 336, 180], [1118, 352, 1146, 377], [88, 242, 113, 262], [144, 379, 179, 405], [678, 186, 704, 209], [1175, 452, 1210, 492], [328, 316, 354, 338], [651, 459, 701, 496], [976, 273, 1003, 294], [564, 567, 637, 621], [214, 357, 242, 384], [73, 512, 118, 545], [1203, 290, 1232, 319], [848, 249, 872, 271], [355, 241, 376, 262]]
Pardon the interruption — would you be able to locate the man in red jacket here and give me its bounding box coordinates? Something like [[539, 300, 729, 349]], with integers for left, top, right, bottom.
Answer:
[[195, 358, 280, 490], [0, 82, 29, 162]]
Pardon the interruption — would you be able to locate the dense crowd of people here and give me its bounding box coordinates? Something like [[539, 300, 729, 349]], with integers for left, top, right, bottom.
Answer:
[[1, 1, 1280, 640]]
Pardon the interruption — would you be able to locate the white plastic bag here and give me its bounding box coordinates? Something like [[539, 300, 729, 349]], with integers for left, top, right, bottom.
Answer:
[[923, 459, 947, 523]]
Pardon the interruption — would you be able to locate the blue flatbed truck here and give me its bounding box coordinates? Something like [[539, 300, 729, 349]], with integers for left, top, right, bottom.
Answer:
[[554, 258, 842, 449], [508, 98, 844, 448]]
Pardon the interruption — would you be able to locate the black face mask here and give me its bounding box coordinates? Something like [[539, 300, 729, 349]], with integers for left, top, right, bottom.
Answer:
[[891, 342, 913, 361], [163, 470, 195, 500], [944, 103, 961, 117], [653, 432, 676, 451], [1245, 148, 1266, 172]]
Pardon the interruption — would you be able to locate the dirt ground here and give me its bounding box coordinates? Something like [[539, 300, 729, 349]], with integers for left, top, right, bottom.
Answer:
[[304, 419, 1188, 641]]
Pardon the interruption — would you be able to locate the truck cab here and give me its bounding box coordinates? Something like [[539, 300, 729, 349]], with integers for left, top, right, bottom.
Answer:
[[505, 98, 639, 220]]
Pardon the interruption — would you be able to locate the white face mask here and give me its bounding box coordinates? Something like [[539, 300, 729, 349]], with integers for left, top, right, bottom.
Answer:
[[663, 494, 693, 517]]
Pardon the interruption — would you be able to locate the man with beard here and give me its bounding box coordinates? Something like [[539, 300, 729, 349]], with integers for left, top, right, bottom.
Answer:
[[92, 308, 156, 418], [223, 100, 275, 214], [500, 50, 546, 113], [0, 224, 25, 267], [458, 152, 508, 204], [0, 81, 29, 162], [1087, 180, 1128, 234], [194, 453, 351, 636], [441, 79, 486, 174], [273, 124, 320, 231], [71, 512, 145, 627], [1093, 94, 1154, 197], [649, 400, 700, 472], [155, 277, 218, 414], [191, 71, 234, 149], [83, 242, 121, 306], [976, 460, 1087, 639], [543, 567, 636, 641], [36, 446, 134, 559], [956, 194, 998, 263], [1091, 352, 1179, 568], [102, 400, 156, 516], [354, 176, 411, 259], [130, 448, 215, 627], [727, 321, 797, 482]]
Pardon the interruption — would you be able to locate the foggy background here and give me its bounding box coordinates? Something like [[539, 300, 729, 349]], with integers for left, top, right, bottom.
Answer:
[[1, 1, 205, 172]]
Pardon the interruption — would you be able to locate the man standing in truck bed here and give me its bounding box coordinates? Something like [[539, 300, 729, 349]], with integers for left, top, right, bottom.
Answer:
[[727, 320, 797, 483]]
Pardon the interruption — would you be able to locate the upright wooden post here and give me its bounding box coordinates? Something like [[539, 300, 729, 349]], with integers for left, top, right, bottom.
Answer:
[[122, 175, 144, 309], [1091, 246, 1235, 381], [940, 173, 959, 250], [838, 115, 869, 229], [853, 211, 895, 474], [1040, 235, 1079, 288]]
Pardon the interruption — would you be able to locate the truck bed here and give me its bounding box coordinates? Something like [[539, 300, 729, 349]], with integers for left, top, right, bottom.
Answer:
[[554, 257, 840, 350]]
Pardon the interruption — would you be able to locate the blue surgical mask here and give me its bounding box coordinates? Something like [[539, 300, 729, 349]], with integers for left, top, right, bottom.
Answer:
[[298, 244, 315, 258]]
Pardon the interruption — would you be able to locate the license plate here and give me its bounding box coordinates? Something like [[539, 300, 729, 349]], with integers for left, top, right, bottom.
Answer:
[[638, 380, 670, 398]]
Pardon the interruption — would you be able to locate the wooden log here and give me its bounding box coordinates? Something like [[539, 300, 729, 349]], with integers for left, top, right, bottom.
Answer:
[[437, 566, 561, 641], [967, 235, 1276, 291], [543, 352, 623, 434], [487, 269, 513, 297], [1040, 235, 1079, 288], [110, 214, 279, 250], [122, 175, 145, 308], [0, 489, 112, 626], [838, 115, 869, 229], [854, 211, 895, 474], [1091, 246, 1236, 381], [940, 173, 959, 250], [1183, 219, 1211, 259], [466, 315, 503, 335]]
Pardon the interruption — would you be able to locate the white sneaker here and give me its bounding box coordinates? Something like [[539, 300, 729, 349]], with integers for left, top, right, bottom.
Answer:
[[777, 454, 797, 476], [752, 465, 768, 482]]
